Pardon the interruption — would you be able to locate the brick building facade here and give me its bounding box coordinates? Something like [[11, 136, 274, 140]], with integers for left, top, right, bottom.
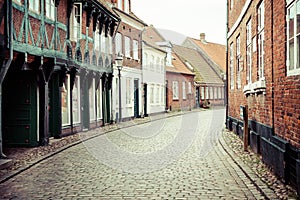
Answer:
[[227, 0, 300, 194]]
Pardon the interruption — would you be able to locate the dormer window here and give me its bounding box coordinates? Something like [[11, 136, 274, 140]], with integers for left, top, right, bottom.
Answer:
[[124, 0, 129, 13]]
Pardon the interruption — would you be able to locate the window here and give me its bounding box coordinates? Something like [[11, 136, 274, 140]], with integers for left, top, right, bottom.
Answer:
[[70, 3, 82, 41], [89, 79, 96, 121], [161, 59, 164, 72], [126, 78, 131, 104], [108, 35, 112, 55], [156, 85, 160, 103], [124, 0, 129, 13], [161, 86, 164, 104], [287, 0, 300, 75], [182, 82, 186, 100], [230, 43, 234, 89], [97, 80, 102, 120], [214, 87, 218, 99], [29, 0, 39, 13], [172, 81, 179, 100], [150, 55, 155, 71], [156, 58, 160, 72], [94, 24, 100, 51], [209, 87, 214, 99], [246, 19, 252, 83], [218, 87, 222, 99], [258, 1, 265, 80], [143, 53, 148, 70], [133, 39, 138, 60], [205, 87, 209, 99], [236, 35, 241, 89], [118, 0, 123, 10], [125, 36, 131, 58], [62, 75, 70, 126], [150, 85, 154, 104], [72, 76, 81, 124], [101, 34, 106, 53], [46, 0, 55, 20], [230, 0, 234, 10], [201, 86, 205, 99], [188, 82, 192, 94], [115, 32, 122, 55]]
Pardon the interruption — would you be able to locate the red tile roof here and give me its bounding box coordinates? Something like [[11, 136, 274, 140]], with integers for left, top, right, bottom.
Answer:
[[166, 53, 195, 76]]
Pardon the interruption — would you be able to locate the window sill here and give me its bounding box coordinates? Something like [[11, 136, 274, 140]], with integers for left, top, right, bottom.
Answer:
[[243, 80, 266, 96]]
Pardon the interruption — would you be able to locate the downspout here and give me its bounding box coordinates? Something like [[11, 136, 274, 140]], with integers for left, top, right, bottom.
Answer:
[[225, 0, 229, 128], [0, 0, 13, 158]]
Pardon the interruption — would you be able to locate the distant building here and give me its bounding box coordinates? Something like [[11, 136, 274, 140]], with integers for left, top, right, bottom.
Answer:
[[227, 0, 300, 195], [173, 45, 224, 108], [142, 25, 167, 116]]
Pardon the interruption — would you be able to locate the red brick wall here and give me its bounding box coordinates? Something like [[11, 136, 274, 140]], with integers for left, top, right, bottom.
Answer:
[[227, 0, 300, 148], [166, 72, 195, 111], [116, 21, 142, 69]]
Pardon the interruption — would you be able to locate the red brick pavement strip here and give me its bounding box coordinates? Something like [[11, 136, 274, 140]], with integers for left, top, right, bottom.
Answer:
[[221, 129, 298, 200]]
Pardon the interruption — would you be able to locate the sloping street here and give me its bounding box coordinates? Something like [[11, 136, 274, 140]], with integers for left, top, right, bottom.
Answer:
[[0, 109, 278, 199]]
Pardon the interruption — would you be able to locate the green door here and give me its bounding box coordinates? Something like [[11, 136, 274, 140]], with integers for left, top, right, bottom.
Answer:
[[49, 73, 60, 138], [134, 79, 139, 118], [3, 71, 38, 147]]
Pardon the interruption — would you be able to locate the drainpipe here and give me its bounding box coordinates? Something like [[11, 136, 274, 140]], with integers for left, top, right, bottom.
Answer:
[[225, 0, 229, 128], [271, 0, 275, 135], [0, 0, 13, 158]]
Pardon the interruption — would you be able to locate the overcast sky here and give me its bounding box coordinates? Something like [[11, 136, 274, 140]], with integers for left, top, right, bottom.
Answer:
[[130, 0, 227, 45]]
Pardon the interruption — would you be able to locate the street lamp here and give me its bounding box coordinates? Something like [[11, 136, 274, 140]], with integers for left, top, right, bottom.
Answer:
[[115, 53, 123, 123]]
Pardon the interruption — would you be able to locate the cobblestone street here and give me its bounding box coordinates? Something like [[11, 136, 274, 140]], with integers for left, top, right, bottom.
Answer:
[[0, 109, 277, 199]]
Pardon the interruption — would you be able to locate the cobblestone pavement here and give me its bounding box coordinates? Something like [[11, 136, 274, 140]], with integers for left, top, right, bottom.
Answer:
[[0, 108, 281, 199]]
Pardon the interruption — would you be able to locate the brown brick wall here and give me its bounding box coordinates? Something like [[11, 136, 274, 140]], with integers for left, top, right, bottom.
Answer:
[[166, 72, 195, 111], [227, 0, 300, 148]]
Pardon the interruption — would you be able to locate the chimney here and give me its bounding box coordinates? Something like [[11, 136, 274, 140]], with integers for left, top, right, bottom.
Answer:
[[200, 33, 206, 42]]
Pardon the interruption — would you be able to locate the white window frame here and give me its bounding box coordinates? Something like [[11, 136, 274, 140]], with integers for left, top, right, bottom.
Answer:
[[89, 79, 96, 121], [201, 86, 205, 99], [230, 43, 234, 90], [182, 81, 186, 100], [29, 0, 39, 13], [246, 19, 252, 83], [46, 0, 55, 20], [143, 53, 148, 70], [62, 75, 71, 126], [124, 0, 129, 13], [172, 81, 179, 100], [150, 84, 154, 104], [72, 76, 81, 124], [125, 36, 131, 58], [258, 1, 265, 80], [156, 84, 160, 104], [118, 0, 123, 10], [115, 32, 122, 55], [133, 39, 138, 60], [101, 33, 106, 53], [287, 0, 300, 76], [161, 86, 164, 104], [150, 55, 155, 71], [236, 35, 241, 89], [205, 87, 209, 99], [70, 3, 82, 42], [209, 87, 214, 99], [188, 82, 192, 94]]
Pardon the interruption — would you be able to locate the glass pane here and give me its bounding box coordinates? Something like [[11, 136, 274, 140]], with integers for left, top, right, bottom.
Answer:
[[289, 39, 295, 70], [289, 5, 295, 39], [297, 1, 300, 34]]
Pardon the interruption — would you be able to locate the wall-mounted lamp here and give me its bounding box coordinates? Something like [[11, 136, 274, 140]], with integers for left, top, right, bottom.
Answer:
[[21, 52, 31, 70]]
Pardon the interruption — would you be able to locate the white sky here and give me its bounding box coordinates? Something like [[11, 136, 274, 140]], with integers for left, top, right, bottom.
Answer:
[[130, 0, 227, 45]]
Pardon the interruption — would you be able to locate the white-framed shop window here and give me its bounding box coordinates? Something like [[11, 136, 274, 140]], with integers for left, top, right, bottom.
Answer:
[[172, 81, 179, 100], [96, 80, 103, 120], [286, 0, 300, 76], [72, 76, 81, 124], [70, 3, 82, 42], [46, 0, 55, 20], [89, 79, 96, 121], [62, 74, 71, 126]]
